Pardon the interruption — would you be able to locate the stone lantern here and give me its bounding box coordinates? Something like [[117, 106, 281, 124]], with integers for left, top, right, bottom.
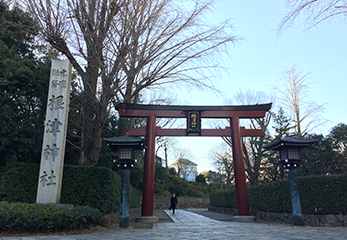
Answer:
[[263, 136, 318, 226], [104, 133, 145, 228]]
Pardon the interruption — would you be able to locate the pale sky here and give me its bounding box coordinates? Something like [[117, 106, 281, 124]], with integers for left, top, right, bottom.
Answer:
[[158, 1, 347, 173]]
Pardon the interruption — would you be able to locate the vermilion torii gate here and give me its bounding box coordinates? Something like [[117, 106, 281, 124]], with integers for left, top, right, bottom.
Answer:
[[117, 103, 272, 220]]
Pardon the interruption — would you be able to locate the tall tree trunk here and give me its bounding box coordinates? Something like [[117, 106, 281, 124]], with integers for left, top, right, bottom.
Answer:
[[78, 65, 100, 166]]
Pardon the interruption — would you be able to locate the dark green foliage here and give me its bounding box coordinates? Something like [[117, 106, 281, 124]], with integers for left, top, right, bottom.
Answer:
[[168, 185, 186, 197], [299, 134, 347, 176], [210, 175, 347, 215], [0, 1, 50, 165], [261, 108, 294, 183], [129, 186, 141, 208], [168, 167, 176, 176], [210, 190, 237, 208], [0, 163, 39, 203], [0, 201, 102, 233], [196, 174, 206, 183], [248, 179, 291, 213], [130, 163, 144, 190], [298, 175, 347, 214], [60, 165, 121, 214], [0, 163, 128, 213], [153, 165, 218, 197], [330, 123, 347, 154]]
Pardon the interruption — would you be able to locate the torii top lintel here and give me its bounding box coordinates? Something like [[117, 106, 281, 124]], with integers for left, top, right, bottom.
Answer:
[[116, 103, 272, 118]]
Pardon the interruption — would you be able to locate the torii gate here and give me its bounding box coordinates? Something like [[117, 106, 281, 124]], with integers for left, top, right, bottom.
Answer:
[[117, 103, 272, 221]]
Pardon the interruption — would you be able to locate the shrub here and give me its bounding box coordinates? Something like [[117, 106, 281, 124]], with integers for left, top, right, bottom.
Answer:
[[299, 174, 347, 214], [0, 163, 39, 203], [210, 190, 237, 209], [169, 185, 186, 197], [248, 179, 291, 213], [0, 163, 122, 213], [60, 165, 121, 214], [129, 186, 141, 208], [186, 188, 201, 197], [210, 174, 347, 215], [0, 201, 102, 233]]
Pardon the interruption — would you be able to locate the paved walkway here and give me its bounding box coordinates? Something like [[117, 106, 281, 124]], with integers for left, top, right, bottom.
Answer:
[[1, 209, 347, 240]]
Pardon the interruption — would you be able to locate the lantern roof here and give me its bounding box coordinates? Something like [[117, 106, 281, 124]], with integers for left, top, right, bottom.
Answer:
[[104, 133, 146, 150], [263, 136, 319, 151]]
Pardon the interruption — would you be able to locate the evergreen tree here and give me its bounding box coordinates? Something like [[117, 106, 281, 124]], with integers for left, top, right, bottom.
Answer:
[[0, 1, 50, 165], [262, 108, 293, 182]]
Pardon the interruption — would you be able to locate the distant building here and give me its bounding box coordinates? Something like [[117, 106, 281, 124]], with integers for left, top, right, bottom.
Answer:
[[171, 158, 198, 182], [155, 155, 164, 166]]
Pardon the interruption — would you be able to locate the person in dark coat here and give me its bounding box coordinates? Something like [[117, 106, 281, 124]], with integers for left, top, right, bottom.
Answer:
[[169, 193, 178, 214]]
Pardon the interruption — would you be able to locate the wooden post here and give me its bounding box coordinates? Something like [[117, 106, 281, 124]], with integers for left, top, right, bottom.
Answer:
[[230, 116, 250, 216], [141, 115, 156, 216]]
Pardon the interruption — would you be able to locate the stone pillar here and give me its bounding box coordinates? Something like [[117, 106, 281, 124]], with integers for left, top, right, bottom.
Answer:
[[230, 116, 250, 216], [36, 60, 71, 204], [120, 169, 130, 228], [141, 115, 156, 217], [288, 168, 305, 225]]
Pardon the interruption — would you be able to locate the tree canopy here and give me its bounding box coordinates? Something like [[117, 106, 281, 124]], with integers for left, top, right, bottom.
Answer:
[[22, 0, 239, 166], [0, 1, 50, 165]]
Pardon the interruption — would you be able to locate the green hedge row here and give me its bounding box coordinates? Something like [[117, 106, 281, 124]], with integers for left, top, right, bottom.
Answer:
[[209, 190, 237, 209], [210, 174, 347, 215], [130, 186, 141, 208], [0, 201, 102, 233], [0, 163, 141, 214]]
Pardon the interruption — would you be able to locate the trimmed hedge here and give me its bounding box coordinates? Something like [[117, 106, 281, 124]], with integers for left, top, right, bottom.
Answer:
[[210, 174, 347, 215], [0, 201, 102, 233], [0, 163, 39, 203], [209, 190, 237, 209], [60, 165, 121, 214], [0, 163, 141, 214], [130, 186, 141, 208], [248, 179, 291, 213], [299, 175, 347, 214]]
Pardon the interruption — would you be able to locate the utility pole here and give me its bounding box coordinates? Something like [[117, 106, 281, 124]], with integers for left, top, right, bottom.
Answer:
[[164, 143, 169, 174]]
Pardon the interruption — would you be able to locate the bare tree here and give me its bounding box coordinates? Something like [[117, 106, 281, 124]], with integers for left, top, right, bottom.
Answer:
[[278, 0, 347, 32], [273, 64, 327, 136], [209, 143, 234, 190], [171, 157, 196, 181], [22, 0, 239, 165], [222, 90, 273, 186]]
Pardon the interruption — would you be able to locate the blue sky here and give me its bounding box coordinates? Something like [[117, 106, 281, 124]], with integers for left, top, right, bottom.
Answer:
[[163, 1, 347, 172]]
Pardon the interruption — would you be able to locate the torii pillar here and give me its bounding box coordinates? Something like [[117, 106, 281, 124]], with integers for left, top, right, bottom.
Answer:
[[230, 116, 250, 216], [136, 115, 159, 223]]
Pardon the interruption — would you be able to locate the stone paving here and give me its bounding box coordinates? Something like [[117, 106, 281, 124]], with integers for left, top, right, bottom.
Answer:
[[1, 209, 347, 240]]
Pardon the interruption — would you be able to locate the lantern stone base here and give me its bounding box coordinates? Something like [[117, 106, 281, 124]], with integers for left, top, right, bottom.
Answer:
[[135, 216, 159, 223], [293, 215, 306, 226], [233, 215, 256, 222]]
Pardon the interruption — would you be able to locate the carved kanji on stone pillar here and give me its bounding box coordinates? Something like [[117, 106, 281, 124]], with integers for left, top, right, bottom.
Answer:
[[36, 60, 72, 204]]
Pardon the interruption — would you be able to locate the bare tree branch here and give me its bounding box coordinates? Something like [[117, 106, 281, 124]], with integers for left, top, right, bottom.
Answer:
[[278, 0, 347, 33], [21, 0, 240, 165], [273, 64, 327, 136]]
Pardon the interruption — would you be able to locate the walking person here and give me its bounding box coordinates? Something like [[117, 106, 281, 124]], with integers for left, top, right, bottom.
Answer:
[[169, 193, 178, 214]]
